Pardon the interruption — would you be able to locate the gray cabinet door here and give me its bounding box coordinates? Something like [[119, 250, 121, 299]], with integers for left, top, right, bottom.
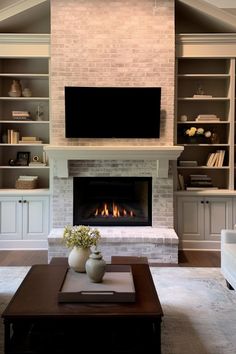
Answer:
[[204, 197, 232, 241], [0, 197, 22, 239], [22, 196, 49, 240], [177, 197, 204, 241]]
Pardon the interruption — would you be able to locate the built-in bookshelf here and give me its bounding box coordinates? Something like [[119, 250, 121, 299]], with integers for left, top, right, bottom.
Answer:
[[0, 58, 50, 190], [176, 58, 235, 192]]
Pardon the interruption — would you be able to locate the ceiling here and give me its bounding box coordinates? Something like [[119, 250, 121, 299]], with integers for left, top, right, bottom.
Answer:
[[0, 0, 235, 34], [0, 0, 50, 33]]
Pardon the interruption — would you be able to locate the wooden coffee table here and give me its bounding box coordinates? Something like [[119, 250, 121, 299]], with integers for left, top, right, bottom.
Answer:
[[2, 262, 163, 354]]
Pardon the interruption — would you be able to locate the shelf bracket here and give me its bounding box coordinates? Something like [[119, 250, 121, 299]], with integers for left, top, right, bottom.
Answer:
[[55, 159, 68, 178], [156, 160, 169, 178]]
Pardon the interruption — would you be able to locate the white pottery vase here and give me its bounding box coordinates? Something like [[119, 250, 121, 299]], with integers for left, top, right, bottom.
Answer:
[[85, 250, 106, 283], [68, 246, 91, 272]]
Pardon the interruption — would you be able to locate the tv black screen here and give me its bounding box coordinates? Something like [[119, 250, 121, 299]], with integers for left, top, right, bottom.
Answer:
[[65, 87, 161, 138]]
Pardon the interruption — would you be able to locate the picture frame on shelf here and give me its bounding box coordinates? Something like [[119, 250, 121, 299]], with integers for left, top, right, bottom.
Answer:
[[15, 151, 30, 166]]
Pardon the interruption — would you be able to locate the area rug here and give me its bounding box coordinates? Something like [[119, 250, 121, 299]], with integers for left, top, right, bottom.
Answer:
[[0, 267, 236, 354], [151, 267, 236, 354]]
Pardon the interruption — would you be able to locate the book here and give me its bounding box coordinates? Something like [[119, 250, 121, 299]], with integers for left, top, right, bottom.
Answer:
[[197, 114, 217, 118], [18, 140, 43, 144], [28, 162, 47, 166], [193, 94, 213, 98], [178, 174, 185, 190], [206, 153, 215, 167], [186, 187, 218, 190], [21, 136, 38, 141], [179, 160, 198, 167], [12, 110, 30, 116], [18, 175, 38, 180]]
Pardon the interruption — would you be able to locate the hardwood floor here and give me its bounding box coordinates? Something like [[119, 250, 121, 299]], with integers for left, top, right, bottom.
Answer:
[[0, 250, 220, 267]]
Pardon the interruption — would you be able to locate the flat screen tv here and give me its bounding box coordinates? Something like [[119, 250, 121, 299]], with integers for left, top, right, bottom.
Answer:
[[65, 87, 161, 138]]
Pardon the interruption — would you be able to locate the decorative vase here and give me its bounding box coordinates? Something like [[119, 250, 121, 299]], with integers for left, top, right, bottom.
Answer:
[[85, 250, 106, 283], [68, 246, 91, 272], [8, 79, 22, 97]]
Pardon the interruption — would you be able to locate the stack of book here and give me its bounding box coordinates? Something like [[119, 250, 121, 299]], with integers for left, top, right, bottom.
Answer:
[[29, 161, 46, 167], [206, 150, 225, 167], [12, 110, 32, 121], [18, 136, 43, 144], [195, 114, 220, 122], [179, 160, 198, 167], [186, 174, 217, 190]]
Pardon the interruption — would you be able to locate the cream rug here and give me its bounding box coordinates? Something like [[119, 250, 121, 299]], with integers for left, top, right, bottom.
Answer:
[[151, 267, 236, 354], [0, 267, 236, 354]]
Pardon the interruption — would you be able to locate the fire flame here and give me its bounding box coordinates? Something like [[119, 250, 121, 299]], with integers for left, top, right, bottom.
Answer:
[[94, 202, 134, 218]]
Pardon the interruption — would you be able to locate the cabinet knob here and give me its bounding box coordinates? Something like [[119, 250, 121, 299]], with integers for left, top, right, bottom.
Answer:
[[205, 201, 209, 204], [201, 201, 204, 204], [23, 200, 27, 203], [18, 200, 22, 203]]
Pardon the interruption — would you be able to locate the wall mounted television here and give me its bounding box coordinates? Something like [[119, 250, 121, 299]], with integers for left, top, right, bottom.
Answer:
[[65, 86, 161, 138]]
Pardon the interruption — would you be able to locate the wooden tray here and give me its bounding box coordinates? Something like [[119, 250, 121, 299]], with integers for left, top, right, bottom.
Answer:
[[58, 264, 135, 303]]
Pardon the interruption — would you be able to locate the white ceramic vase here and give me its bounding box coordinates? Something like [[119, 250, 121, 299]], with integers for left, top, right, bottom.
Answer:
[[68, 246, 91, 272]]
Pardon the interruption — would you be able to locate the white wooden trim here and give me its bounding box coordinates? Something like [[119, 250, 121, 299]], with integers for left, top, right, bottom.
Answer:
[[44, 145, 184, 178], [176, 34, 236, 58], [0, 33, 50, 44], [0, 240, 47, 249]]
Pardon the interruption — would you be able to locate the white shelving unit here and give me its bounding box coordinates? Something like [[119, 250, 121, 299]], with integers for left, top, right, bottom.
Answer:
[[176, 58, 235, 191], [0, 35, 50, 247], [0, 57, 50, 191], [174, 33, 236, 250]]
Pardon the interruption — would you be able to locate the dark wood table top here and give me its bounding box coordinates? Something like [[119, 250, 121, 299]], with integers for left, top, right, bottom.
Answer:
[[2, 263, 163, 321]]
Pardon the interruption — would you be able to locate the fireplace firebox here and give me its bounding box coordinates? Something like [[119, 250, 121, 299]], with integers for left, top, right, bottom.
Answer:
[[73, 177, 152, 226]]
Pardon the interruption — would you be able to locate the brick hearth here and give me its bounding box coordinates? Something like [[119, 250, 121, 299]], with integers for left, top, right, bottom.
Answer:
[[48, 227, 178, 263]]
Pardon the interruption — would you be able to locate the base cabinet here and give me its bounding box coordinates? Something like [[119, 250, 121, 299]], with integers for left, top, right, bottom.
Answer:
[[0, 196, 49, 240], [177, 196, 233, 249]]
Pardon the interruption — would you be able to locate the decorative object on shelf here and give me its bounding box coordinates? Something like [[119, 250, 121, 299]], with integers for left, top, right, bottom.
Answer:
[[63, 225, 101, 273], [85, 249, 106, 283], [193, 83, 213, 98], [15, 151, 30, 166], [35, 104, 44, 121], [28, 155, 47, 167], [8, 159, 15, 166], [22, 88, 32, 97], [180, 114, 188, 122], [210, 132, 220, 144], [184, 126, 213, 144], [1, 131, 7, 143], [195, 82, 205, 95], [8, 79, 22, 97], [15, 175, 38, 189]]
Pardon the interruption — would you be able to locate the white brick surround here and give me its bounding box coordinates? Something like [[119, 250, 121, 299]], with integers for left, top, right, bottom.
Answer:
[[49, 0, 178, 262]]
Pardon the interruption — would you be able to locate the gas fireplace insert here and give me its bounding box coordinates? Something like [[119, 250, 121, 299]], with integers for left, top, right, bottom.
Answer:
[[73, 177, 152, 226]]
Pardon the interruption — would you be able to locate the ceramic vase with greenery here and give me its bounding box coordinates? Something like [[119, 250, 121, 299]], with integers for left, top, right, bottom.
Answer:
[[63, 225, 101, 272]]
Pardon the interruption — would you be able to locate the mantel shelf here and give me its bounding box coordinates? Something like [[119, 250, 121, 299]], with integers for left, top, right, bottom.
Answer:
[[44, 145, 184, 178]]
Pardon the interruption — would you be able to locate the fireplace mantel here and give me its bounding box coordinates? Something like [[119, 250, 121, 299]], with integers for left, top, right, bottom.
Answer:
[[44, 145, 184, 178]]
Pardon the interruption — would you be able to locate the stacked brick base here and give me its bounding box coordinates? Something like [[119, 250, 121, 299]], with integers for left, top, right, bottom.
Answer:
[[48, 227, 178, 263]]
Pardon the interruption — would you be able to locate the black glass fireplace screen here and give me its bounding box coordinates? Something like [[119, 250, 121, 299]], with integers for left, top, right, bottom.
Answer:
[[73, 177, 152, 226]]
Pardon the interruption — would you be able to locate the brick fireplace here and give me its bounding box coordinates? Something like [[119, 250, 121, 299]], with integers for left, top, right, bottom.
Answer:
[[48, 0, 180, 262], [46, 147, 182, 263]]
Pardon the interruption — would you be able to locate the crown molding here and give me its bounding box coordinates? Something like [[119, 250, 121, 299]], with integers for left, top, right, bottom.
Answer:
[[0, 33, 50, 44], [176, 33, 236, 44]]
